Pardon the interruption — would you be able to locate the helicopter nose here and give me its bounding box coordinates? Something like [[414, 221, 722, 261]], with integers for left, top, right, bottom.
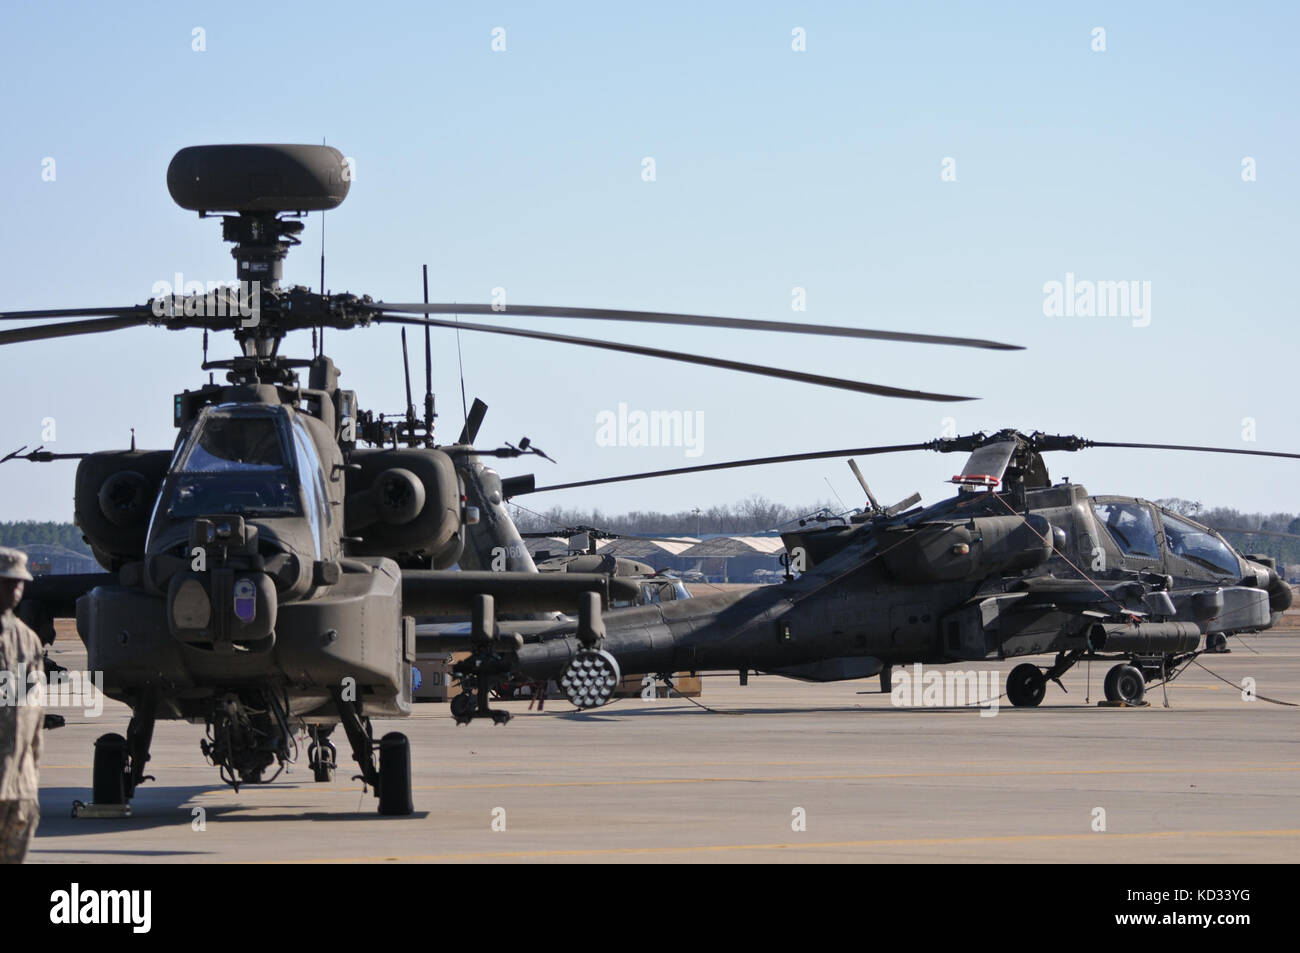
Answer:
[[1267, 571, 1294, 613], [167, 568, 277, 651], [1242, 559, 1294, 613]]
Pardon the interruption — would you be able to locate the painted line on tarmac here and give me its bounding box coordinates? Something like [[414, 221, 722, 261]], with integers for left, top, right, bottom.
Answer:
[[399, 757, 1300, 771], [267, 828, 1300, 863], [388, 763, 1300, 792]]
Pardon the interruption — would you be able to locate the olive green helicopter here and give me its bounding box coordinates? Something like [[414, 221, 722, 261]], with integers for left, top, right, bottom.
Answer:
[[0, 144, 1021, 814], [460, 430, 1298, 712]]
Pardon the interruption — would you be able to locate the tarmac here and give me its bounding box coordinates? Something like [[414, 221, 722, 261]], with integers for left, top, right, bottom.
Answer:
[[29, 623, 1300, 863]]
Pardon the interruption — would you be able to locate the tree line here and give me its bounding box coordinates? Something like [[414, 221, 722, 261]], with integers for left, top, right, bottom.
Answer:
[[4, 499, 1298, 566], [510, 495, 837, 536], [0, 521, 93, 555]]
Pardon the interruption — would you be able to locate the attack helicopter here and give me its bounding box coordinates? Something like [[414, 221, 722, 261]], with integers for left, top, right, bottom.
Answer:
[[0, 143, 1022, 815], [522, 526, 693, 607], [462, 429, 1297, 711]]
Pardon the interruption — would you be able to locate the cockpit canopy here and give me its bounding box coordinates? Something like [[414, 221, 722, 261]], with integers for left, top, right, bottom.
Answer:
[[1158, 508, 1240, 576], [179, 413, 288, 473], [1091, 497, 1242, 578], [135, 403, 342, 600], [166, 408, 301, 519]]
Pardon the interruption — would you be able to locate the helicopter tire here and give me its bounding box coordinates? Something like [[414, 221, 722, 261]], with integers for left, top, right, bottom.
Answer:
[[450, 691, 475, 725], [1105, 665, 1146, 705], [1102, 663, 1138, 701], [1006, 664, 1046, 708], [1206, 633, 1228, 653], [92, 733, 128, 805], [377, 732, 413, 816], [313, 761, 333, 783], [308, 743, 335, 782]]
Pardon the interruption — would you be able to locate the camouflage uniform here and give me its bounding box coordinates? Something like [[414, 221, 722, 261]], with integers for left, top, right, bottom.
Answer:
[[0, 548, 41, 864]]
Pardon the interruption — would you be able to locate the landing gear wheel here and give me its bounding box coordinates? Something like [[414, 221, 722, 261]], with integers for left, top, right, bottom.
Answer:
[[450, 691, 475, 725], [308, 741, 336, 782], [377, 732, 413, 816], [449, 680, 513, 724], [93, 733, 128, 804], [1006, 664, 1046, 707], [1104, 664, 1146, 705], [1103, 665, 1120, 701], [1206, 633, 1228, 653]]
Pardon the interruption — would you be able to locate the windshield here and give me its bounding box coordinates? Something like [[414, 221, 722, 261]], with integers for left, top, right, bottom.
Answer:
[[1160, 511, 1239, 576], [178, 415, 288, 471], [167, 472, 300, 518], [165, 409, 301, 519], [1092, 501, 1159, 559]]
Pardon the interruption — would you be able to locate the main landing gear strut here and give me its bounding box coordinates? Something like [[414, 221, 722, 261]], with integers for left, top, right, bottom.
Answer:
[[90, 686, 159, 809], [329, 685, 412, 815], [1005, 651, 1084, 708], [1006, 650, 1187, 707], [450, 594, 518, 726]]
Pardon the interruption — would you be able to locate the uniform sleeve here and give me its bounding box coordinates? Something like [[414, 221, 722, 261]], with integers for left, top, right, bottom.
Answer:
[[30, 700, 43, 763], [26, 624, 45, 763]]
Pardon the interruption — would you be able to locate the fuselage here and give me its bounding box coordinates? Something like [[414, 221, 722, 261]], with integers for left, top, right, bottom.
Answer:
[[512, 483, 1289, 682]]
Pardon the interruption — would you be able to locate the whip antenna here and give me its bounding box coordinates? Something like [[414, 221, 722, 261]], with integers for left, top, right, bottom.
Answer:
[[319, 136, 327, 353], [422, 265, 435, 444], [400, 328, 415, 426]]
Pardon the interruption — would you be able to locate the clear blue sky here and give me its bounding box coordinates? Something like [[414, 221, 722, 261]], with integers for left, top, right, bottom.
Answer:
[[1, 1, 1297, 522]]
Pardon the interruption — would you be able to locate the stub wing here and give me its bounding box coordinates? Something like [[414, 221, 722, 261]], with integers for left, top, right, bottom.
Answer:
[[400, 570, 640, 617]]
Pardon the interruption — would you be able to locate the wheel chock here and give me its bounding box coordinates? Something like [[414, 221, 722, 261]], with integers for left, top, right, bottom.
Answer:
[[71, 799, 133, 818]]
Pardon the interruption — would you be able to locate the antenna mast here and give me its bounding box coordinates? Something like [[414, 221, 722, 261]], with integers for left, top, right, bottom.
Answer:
[[422, 264, 435, 445]]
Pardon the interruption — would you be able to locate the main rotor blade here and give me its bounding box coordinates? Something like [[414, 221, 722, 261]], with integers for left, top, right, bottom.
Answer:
[[518, 526, 699, 544], [521, 434, 1300, 496], [368, 302, 1023, 351], [520, 443, 934, 495], [0, 314, 152, 345], [0, 306, 151, 321], [1089, 441, 1300, 461], [372, 314, 972, 401]]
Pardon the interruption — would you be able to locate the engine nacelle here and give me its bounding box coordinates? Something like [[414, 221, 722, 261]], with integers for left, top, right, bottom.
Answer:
[[74, 450, 173, 570], [345, 449, 462, 567], [349, 467, 426, 527], [882, 514, 1053, 583]]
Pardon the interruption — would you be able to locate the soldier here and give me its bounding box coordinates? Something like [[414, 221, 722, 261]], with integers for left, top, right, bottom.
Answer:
[[0, 547, 42, 863]]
